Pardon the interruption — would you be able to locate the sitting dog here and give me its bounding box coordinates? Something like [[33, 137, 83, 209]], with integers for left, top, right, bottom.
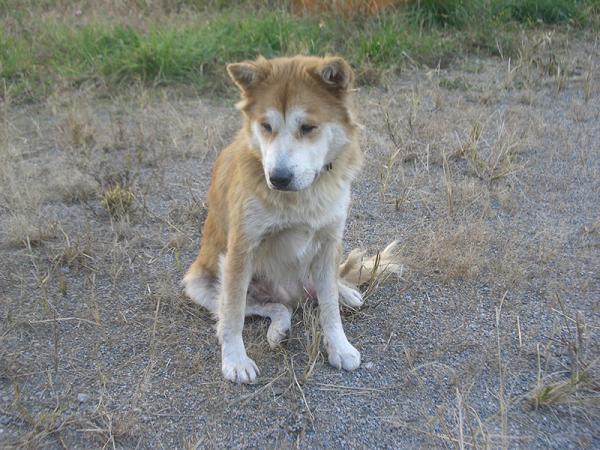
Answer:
[[184, 55, 398, 383]]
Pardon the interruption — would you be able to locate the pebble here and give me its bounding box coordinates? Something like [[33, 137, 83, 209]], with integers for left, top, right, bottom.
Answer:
[[77, 393, 90, 403], [271, 385, 286, 396]]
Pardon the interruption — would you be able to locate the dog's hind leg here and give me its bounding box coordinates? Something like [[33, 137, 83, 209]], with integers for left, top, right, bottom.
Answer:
[[245, 281, 295, 348], [183, 272, 220, 315], [183, 246, 225, 316], [246, 302, 292, 349]]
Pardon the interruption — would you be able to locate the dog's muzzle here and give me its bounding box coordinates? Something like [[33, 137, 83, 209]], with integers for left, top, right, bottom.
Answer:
[[268, 162, 333, 191]]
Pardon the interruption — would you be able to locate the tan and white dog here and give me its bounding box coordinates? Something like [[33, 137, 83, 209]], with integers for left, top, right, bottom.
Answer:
[[184, 55, 398, 384]]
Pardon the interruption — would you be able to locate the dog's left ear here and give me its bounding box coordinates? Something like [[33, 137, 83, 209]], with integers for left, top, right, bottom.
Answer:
[[227, 62, 259, 91], [227, 57, 269, 92], [313, 57, 354, 93]]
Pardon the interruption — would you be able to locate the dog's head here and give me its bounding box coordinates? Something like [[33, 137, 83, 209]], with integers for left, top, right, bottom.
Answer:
[[227, 55, 357, 192]]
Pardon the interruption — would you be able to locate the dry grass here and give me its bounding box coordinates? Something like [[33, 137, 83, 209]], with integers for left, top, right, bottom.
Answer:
[[530, 367, 600, 408], [398, 222, 491, 280], [453, 118, 525, 182], [4, 213, 57, 247], [527, 296, 600, 411], [101, 184, 135, 219], [353, 34, 599, 447], [6, 388, 141, 449], [300, 300, 323, 382]]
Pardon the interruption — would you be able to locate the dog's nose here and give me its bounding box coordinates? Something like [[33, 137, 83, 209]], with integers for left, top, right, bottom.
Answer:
[[268, 169, 293, 190]]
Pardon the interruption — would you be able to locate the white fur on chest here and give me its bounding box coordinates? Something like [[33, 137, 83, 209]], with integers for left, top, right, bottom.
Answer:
[[244, 183, 350, 289], [253, 225, 319, 289]]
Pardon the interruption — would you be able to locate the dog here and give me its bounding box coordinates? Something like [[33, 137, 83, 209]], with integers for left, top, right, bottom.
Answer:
[[184, 55, 399, 384]]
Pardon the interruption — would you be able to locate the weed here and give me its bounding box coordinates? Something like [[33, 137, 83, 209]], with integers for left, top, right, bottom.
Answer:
[[583, 60, 594, 102], [442, 151, 454, 217], [526, 296, 600, 410], [439, 77, 471, 91], [301, 300, 323, 382], [400, 222, 490, 280], [456, 118, 523, 182], [60, 112, 96, 149], [100, 183, 135, 218], [50, 229, 94, 272], [5, 212, 57, 247], [529, 368, 599, 407]]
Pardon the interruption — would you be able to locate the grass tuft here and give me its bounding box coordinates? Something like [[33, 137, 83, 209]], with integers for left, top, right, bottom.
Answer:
[[529, 368, 600, 408], [101, 183, 135, 218]]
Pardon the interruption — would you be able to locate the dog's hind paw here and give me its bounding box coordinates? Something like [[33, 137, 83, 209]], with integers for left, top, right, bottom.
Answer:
[[339, 283, 364, 308], [267, 320, 290, 349], [222, 355, 259, 384]]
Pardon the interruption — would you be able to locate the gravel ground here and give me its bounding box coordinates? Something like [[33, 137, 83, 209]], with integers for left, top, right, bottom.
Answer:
[[1, 37, 599, 448]]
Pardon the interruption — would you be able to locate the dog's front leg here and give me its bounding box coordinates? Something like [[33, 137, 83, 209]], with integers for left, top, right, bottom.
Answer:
[[217, 238, 258, 384], [311, 239, 361, 371]]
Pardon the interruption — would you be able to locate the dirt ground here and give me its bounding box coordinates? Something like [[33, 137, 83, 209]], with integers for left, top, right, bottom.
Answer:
[[1, 35, 599, 449]]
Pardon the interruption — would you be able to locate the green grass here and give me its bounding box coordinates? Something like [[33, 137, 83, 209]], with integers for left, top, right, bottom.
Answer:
[[1, 0, 598, 102], [412, 0, 599, 26], [0, 11, 457, 101]]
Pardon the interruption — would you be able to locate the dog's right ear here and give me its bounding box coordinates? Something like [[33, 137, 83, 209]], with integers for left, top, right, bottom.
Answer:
[[227, 58, 268, 91], [313, 57, 354, 93]]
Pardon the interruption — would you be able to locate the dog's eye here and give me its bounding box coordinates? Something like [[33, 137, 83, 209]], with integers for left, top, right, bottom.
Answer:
[[300, 124, 317, 135], [261, 123, 272, 133]]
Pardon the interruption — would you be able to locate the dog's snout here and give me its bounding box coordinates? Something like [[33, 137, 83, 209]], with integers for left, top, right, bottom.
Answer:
[[268, 169, 293, 190]]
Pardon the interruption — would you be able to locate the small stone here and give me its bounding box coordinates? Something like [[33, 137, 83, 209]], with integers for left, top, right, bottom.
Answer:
[[271, 385, 286, 396], [364, 362, 374, 369], [77, 393, 90, 403]]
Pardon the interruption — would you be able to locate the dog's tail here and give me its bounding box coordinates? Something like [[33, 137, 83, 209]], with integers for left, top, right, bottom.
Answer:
[[338, 241, 402, 287]]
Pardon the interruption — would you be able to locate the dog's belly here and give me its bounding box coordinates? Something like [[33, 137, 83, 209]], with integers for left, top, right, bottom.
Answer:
[[253, 225, 320, 296]]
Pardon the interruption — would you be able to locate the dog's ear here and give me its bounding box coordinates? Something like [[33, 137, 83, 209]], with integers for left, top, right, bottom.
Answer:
[[227, 57, 269, 91], [313, 57, 354, 93]]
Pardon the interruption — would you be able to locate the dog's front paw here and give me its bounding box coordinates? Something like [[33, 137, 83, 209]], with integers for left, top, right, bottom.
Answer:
[[338, 284, 364, 308], [327, 340, 361, 371], [222, 354, 259, 384]]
